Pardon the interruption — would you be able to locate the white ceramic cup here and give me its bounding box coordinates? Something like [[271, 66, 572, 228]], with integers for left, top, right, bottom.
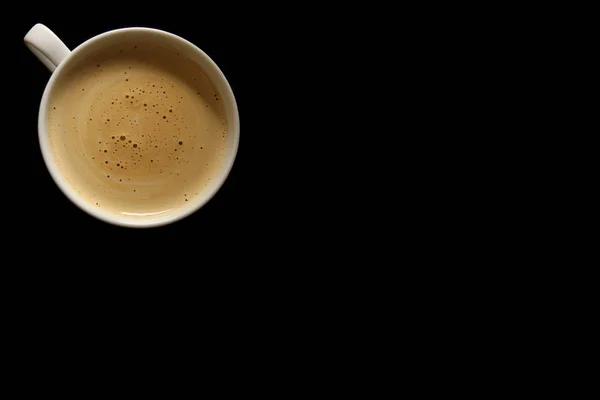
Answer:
[[24, 23, 240, 228]]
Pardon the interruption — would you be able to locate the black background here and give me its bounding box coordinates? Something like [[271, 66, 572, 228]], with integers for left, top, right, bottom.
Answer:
[[9, 6, 321, 255]]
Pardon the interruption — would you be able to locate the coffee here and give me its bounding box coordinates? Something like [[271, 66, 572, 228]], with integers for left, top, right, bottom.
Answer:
[[47, 41, 227, 218]]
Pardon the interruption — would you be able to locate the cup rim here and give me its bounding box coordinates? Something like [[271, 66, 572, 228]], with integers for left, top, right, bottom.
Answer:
[[38, 27, 240, 228]]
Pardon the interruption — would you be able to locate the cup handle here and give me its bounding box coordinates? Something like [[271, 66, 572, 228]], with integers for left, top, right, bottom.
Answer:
[[24, 24, 71, 72]]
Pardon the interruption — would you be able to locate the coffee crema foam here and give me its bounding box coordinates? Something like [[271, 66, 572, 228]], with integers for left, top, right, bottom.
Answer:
[[48, 42, 227, 218]]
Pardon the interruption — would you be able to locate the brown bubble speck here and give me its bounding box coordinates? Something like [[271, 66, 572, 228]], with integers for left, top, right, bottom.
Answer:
[[120, 136, 126, 141], [179, 141, 183, 145]]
